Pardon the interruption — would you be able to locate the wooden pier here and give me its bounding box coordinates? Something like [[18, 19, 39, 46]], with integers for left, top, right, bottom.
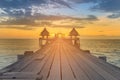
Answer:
[[0, 28, 120, 80], [0, 38, 120, 80]]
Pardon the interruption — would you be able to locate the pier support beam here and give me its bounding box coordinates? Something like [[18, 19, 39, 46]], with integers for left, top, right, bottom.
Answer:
[[39, 38, 42, 47], [99, 56, 107, 62], [17, 51, 34, 61], [17, 55, 24, 61], [83, 50, 91, 54], [39, 37, 49, 47], [24, 51, 34, 56], [74, 38, 80, 48]]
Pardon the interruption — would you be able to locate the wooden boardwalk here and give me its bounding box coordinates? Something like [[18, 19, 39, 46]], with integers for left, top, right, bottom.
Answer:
[[0, 39, 120, 80]]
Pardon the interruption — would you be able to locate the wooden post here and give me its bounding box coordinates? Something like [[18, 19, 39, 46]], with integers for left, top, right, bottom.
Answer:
[[24, 51, 34, 56], [74, 38, 80, 48], [39, 38, 42, 47], [83, 50, 91, 54], [17, 55, 24, 61], [99, 56, 107, 62], [46, 36, 48, 44]]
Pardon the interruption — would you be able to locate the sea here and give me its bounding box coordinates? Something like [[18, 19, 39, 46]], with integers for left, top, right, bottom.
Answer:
[[0, 39, 120, 70]]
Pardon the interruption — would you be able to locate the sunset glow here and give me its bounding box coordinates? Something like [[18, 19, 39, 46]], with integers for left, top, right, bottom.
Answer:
[[0, 0, 120, 39]]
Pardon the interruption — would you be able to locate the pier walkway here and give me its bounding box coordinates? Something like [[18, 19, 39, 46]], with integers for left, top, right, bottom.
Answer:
[[0, 39, 120, 80]]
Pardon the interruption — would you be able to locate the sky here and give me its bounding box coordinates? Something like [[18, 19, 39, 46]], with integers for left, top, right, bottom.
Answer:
[[0, 0, 120, 39]]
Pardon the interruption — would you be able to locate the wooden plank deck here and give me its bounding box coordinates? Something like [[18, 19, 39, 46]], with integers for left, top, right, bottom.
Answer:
[[0, 39, 120, 80]]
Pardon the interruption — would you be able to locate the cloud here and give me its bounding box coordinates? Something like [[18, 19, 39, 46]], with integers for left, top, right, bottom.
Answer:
[[33, 14, 70, 20], [0, 14, 97, 30], [0, 8, 7, 15], [1, 0, 120, 15], [0, 25, 34, 30], [51, 0, 72, 8], [0, 19, 84, 30], [69, 0, 97, 3], [70, 15, 99, 22], [0, 0, 72, 18], [51, 24, 85, 28], [92, 0, 120, 12], [83, 15, 99, 21], [37, 20, 85, 28], [107, 13, 120, 19], [0, 17, 36, 25], [0, 0, 71, 9], [0, 0, 99, 31], [0, 14, 98, 25], [9, 9, 26, 17], [0, 0, 101, 20], [98, 30, 104, 32], [0, 0, 46, 8], [39, 21, 53, 26]]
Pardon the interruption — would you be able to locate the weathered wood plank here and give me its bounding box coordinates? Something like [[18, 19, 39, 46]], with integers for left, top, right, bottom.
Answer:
[[38, 44, 57, 80], [81, 51, 120, 79], [0, 39, 120, 80], [60, 45, 76, 80], [62, 46, 90, 80], [47, 43, 61, 80], [3, 79, 35, 80], [63, 41, 105, 80], [65, 41, 119, 80]]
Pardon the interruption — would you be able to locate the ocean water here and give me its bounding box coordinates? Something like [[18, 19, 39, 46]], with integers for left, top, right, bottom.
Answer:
[[0, 39, 39, 69], [0, 39, 120, 70], [80, 39, 120, 67]]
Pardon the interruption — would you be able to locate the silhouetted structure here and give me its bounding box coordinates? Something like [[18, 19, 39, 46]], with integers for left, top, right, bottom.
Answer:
[[1, 27, 120, 80], [1, 36, 119, 80], [55, 33, 64, 38], [40, 28, 49, 39], [69, 28, 79, 39], [69, 28, 80, 48], [39, 28, 50, 47]]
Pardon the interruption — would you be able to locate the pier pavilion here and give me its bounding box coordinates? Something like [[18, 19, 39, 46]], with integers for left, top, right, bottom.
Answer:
[[0, 28, 120, 80]]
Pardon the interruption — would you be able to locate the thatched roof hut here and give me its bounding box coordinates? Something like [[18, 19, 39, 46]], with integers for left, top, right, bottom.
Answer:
[[69, 28, 79, 37], [40, 28, 49, 37]]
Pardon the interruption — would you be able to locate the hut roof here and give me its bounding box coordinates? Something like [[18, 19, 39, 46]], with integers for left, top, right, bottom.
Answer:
[[69, 28, 79, 36], [40, 28, 49, 36]]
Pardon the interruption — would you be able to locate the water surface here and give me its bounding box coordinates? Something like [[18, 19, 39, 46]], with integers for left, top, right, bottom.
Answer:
[[0, 39, 120, 69]]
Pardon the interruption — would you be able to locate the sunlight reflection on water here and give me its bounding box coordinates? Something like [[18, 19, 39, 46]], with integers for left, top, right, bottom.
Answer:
[[0, 39, 120, 69]]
